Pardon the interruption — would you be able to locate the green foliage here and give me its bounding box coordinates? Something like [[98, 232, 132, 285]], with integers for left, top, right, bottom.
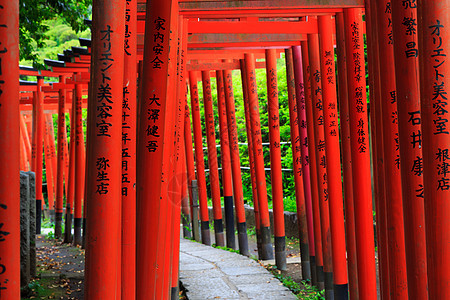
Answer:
[[46, 230, 55, 240], [21, 277, 66, 299], [182, 215, 192, 234], [212, 244, 240, 254], [19, 0, 92, 67], [27, 280, 45, 295], [20, 18, 91, 69], [282, 196, 299, 213], [266, 265, 325, 299], [41, 218, 54, 229], [246, 226, 257, 236]]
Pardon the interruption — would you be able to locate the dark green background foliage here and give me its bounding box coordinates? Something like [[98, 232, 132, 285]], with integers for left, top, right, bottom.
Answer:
[[20, 0, 92, 67]]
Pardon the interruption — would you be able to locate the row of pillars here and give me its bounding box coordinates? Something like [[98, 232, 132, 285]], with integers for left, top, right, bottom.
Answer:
[[0, 1, 449, 300], [18, 76, 85, 247], [181, 12, 371, 299], [365, 1, 449, 299]]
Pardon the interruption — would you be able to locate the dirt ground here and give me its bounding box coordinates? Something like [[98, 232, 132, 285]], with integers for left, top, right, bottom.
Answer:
[[21, 236, 84, 300], [247, 233, 303, 278], [22, 235, 187, 300]]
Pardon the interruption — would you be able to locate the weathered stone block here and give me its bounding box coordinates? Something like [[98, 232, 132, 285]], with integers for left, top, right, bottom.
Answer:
[[26, 171, 37, 277], [20, 171, 30, 287]]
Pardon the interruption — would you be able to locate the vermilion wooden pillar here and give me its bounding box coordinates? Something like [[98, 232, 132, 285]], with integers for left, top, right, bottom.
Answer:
[[184, 99, 198, 239], [156, 25, 180, 298], [47, 113, 58, 211], [418, 2, 450, 298], [55, 76, 67, 238], [335, 12, 358, 299], [25, 115, 33, 146], [31, 109, 37, 172], [181, 159, 191, 238], [80, 136, 87, 245], [22, 130, 29, 169], [376, 1, 409, 297], [83, 79, 93, 251], [19, 126, 25, 170], [23, 118, 31, 171], [188, 71, 211, 245], [240, 59, 263, 256], [47, 114, 57, 212], [44, 115, 57, 218], [33, 78, 45, 233], [285, 47, 311, 280], [25, 115, 33, 155], [343, 8, 377, 298], [84, 0, 125, 298], [160, 102, 177, 300], [170, 137, 184, 299], [201, 70, 225, 247], [364, 2, 390, 297], [63, 112, 70, 205], [184, 100, 196, 202], [73, 83, 85, 246], [20, 115, 27, 167], [136, 1, 179, 298], [265, 49, 287, 270], [318, 15, 349, 298], [223, 68, 249, 256], [166, 17, 184, 297], [19, 119, 27, 170], [181, 99, 192, 238], [216, 70, 236, 250], [20, 114, 32, 169], [300, 41, 324, 289], [391, 2, 428, 298], [20, 128, 28, 170], [244, 53, 274, 260], [180, 81, 192, 239], [19, 127, 25, 170], [170, 25, 187, 296], [64, 107, 75, 244], [122, 0, 137, 298], [44, 115, 55, 214], [307, 33, 334, 298], [0, 1, 20, 297]]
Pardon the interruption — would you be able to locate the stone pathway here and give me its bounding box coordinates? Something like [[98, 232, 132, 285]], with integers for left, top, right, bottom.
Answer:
[[179, 238, 297, 300]]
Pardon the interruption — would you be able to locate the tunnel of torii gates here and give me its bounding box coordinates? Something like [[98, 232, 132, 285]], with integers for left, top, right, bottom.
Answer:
[[0, 0, 449, 299]]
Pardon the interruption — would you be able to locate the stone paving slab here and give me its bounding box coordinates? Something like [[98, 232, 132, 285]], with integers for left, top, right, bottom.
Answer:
[[179, 238, 297, 300]]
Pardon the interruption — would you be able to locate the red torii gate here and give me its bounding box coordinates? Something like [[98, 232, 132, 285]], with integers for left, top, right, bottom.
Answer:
[[21, 3, 358, 297], [18, 4, 362, 300], [18, 68, 90, 246], [11, 2, 373, 300]]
